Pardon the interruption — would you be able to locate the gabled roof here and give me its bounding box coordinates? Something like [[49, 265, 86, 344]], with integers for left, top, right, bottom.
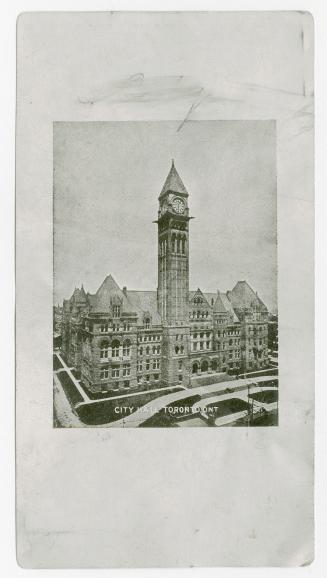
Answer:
[[228, 281, 267, 311], [213, 291, 227, 313], [90, 274, 135, 314], [159, 160, 188, 198], [70, 286, 87, 303], [87, 275, 162, 324], [189, 287, 210, 306]]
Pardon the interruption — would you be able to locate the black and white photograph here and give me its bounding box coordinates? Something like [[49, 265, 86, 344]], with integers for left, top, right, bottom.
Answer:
[[53, 120, 278, 428]]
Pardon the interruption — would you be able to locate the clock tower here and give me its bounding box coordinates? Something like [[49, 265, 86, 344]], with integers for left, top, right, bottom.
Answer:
[[156, 160, 192, 387]]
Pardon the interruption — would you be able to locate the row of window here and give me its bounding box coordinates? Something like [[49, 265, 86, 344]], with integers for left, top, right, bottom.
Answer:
[[190, 310, 210, 319], [99, 322, 130, 333], [138, 335, 161, 342], [100, 341, 131, 359], [137, 374, 161, 384], [192, 331, 211, 339], [217, 330, 240, 337], [139, 346, 161, 356], [100, 363, 130, 380], [192, 341, 210, 351], [159, 236, 187, 255], [137, 360, 160, 371]]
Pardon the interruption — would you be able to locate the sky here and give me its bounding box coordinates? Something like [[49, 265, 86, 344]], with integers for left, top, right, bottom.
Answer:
[[54, 120, 277, 312]]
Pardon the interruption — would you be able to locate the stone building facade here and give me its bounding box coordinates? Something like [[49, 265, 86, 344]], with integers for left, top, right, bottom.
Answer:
[[60, 161, 270, 394]]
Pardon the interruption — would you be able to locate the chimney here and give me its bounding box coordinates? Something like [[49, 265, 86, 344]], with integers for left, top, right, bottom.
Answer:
[[123, 286, 127, 296]]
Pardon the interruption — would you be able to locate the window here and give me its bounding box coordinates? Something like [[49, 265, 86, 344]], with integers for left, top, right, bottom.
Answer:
[[137, 376, 141, 384], [112, 340, 120, 358], [112, 367, 119, 378], [100, 368, 109, 379], [145, 318, 150, 329], [146, 361, 150, 371], [192, 362, 198, 374], [113, 323, 119, 332], [124, 381, 130, 389], [201, 360, 208, 373], [153, 359, 160, 370], [113, 305, 121, 318], [180, 345, 184, 354], [192, 342, 197, 351], [146, 346, 150, 355], [100, 343, 109, 359], [137, 362, 142, 372], [178, 375, 183, 382], [139, 347, 143, 356], [123, 339, 131, 357], [175, 346, 179, 354], [123, 364, 130, 377], [154, 374, 159, 381], [100, 323, 108, 333], [178, 360, 183, 370]]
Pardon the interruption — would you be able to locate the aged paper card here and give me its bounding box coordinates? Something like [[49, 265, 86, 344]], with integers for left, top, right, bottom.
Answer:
[[16, 11, 314, 567]]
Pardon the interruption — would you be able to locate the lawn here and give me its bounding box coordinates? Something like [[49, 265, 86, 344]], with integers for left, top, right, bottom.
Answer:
[[76, 387, 184, 426], [249, 390, 278, 404], [206, 398, 249, 418], [56, 371, 84, 406], [53, 354, 63, 371]]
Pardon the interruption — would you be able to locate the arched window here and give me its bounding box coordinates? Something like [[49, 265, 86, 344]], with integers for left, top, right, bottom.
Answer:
[[123, 339, 131, 357], [211, 359, 218, 371], [201, 360, 209, 373], [145, 318, 150, 329], [112, 340, 120, 358], [181, 237, 186, 254], [192, 362, 198, 374], [180, 345, 184, 354], [146, 346, 150, 355], [100, 342, 109, 359], [175, 346, 179, 354]]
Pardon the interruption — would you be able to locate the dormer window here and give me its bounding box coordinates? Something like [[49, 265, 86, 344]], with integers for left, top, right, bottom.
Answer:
[[113, 305, 121, 318]]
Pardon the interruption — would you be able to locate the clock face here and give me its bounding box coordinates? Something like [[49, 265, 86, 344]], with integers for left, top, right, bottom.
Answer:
[[172, 197, 185, 214]]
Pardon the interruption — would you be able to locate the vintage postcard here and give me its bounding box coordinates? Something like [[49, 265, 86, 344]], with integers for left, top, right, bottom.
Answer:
[[16, 11, 314, 567]]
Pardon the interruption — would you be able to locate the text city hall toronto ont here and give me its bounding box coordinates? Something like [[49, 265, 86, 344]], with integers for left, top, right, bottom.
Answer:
[[60, 160, 270, 395]]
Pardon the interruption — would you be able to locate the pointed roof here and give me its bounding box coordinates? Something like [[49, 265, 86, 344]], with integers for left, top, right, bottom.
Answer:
[[159, 160, 188, 198], [213, 291, 239, 322], [228, 281, 267, 311], [90, 274, 134, 313], [70, 286, 87, 303], [213, 291, 228, 313]]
